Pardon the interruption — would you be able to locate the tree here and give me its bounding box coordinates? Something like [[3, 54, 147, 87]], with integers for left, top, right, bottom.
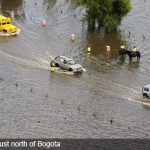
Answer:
[[76, 0, 131, 32]]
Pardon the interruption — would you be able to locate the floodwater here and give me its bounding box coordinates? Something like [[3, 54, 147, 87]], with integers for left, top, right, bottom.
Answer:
[[0, 0, 150, 138]]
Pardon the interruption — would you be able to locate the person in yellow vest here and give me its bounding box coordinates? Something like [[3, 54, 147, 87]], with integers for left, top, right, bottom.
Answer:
[[87, 46, 91, 55], [120, 43, 125, 50], [88, 46, 91, 52], [50, 61, 55, 72], [132, 46, 137, 53]]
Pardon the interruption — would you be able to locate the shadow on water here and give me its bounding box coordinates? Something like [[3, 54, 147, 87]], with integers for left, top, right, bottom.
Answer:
[[0, 0, 23, 11], [128, 61, 140, 71], [0, 0, 25, 21], [85, 31, 122, 60]]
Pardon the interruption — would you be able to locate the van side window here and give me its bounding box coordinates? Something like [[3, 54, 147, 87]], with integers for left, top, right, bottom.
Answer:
[[64, 60, 67, 64], [144, 87, 149, 92]]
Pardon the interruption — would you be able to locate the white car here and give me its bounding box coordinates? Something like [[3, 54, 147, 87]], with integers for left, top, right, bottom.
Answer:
[[142, 84, 150, 98], [52, 56, 84, 73]]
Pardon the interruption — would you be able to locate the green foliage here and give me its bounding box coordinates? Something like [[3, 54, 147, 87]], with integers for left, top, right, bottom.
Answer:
[[113, 0, 131, 17], [77, 0, 100, 30], [76, 0, 131, 32], [103, 15, 118, 32]]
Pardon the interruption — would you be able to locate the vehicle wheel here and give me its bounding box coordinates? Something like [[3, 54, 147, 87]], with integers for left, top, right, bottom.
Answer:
[[55, 63, 59, 67], [143, 93, 149, 99], [68, 68, 73, 71], [3, 30, 7, 33]]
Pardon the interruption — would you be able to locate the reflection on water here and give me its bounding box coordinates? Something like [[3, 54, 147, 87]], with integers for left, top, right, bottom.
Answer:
[[86, 31, 121, 60], [0, 0, 25, 21], [0, 0, 150, 138], [0, 0, 23, 11]]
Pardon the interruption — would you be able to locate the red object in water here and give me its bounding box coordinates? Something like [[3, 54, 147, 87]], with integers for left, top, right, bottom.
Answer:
[[106, 46, 111, 52], [42, 19, 47, 27], [70, 34, 76, 42]]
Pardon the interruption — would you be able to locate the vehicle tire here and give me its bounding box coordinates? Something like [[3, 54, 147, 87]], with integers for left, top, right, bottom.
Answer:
[[55, 63, 59, 67], [68, 68, 73, 71], [143, 93, 149, 99], [3, 30, 7, 33]]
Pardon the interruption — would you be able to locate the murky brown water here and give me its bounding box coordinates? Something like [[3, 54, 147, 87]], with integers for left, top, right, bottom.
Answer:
[[0, 0, 150, 138]]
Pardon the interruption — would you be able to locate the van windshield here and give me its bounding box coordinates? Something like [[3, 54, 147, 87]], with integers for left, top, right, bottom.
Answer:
[[67, 59, 76, 65], [144, 87, 149, 92]]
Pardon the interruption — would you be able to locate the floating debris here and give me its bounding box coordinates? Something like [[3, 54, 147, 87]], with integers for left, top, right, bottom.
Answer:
[[93, 113, 96, 118], [15, 82, 18, 87], [110, 119, 113, 124], [30, 88, 33, 92], [0, 77, 4, 81]]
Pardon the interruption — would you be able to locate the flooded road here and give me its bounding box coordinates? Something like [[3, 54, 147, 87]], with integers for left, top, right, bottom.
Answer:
[[0, 0, 150, 138]]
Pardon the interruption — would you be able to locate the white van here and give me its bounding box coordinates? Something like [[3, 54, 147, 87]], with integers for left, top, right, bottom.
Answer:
[[142, 84, 150, 98]]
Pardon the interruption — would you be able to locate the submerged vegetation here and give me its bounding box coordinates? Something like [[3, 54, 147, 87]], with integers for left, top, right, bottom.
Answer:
[[76, 0, 131, 32]]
